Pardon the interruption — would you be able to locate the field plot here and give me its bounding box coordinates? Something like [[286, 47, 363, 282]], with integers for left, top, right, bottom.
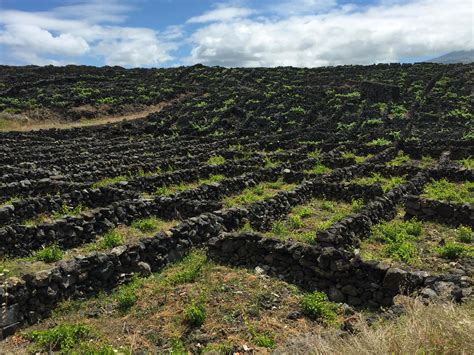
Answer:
[[0, 63, 473, 353]]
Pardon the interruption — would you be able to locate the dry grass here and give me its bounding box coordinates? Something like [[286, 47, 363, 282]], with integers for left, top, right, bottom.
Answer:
[[274, 296, 474, 355], [2, 251, 325, 353], [0, 103, 167, 132]]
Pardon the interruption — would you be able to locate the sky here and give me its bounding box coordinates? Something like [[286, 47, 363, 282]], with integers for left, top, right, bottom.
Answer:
[[0, 0, 472, 68]]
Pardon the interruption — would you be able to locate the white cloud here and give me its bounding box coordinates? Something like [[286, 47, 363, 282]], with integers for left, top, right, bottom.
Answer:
[[187, 0, 473, 67], [0, 0, 177, 67], [272, 0, 337, 16], [187, 6, 255, 24]]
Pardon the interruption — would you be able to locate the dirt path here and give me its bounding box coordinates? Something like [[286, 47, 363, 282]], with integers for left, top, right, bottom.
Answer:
[[0, 99, 177, 132]]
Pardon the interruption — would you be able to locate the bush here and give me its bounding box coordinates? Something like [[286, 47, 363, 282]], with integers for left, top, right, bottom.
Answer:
[[422, 179, 474, 204], [116, 285, 138, 311], [35, 245, 64, 263], [456, 226, 473, 243], [27, 324, 91, 352], [97, 230, 124, 250], [288, 215, 303, 229], [207, 155, 226, 166], [300, 291, 338, 322], [132, 218, 159, 233], [437, 242, 470, 260], [185, 302, 206, 327], [371, 219, 422, 263]]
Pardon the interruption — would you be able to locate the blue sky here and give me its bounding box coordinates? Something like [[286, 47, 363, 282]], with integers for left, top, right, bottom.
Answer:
[[0, 0, 472, 67]]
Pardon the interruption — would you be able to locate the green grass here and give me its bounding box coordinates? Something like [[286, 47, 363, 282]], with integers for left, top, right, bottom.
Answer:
[[27, 324, 91, 352], [456, 226, 472, 243], [457, 157, 474, 170], [300, 291, 338, 323], [351, 173, 406, 192], [367, 138, 391, 146], [92, 175, 128, 188], [184, 301, 206, 327], [165, 251, 207, 286], [261, 198, 360, 243], [307, 148, 322, 159], [422, 179, 474, 204], [387, 151, 411, 167], [0, 196, 20, 208], [207, 155, 226, 166], [370, 218, 422, 263], [52, 203, 84, 219], [116, 280, 140, 311], [437, 242, 473, 260], [341, 152, 373, 163], [34, 245, 64, 263], [94, 230, 125, 250], [200, 174, 226, 184], [305, 161, 332, 174], [131, 217, 162, 233], [223, 179, 295, 207]]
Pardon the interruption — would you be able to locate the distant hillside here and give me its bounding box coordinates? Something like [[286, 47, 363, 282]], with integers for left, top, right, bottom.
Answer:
[[427, 50, 474, 64]]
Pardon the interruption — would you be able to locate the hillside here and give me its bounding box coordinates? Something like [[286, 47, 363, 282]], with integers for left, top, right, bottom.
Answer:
[[427, 50, 474, 64], [0, 63, 473, 353]]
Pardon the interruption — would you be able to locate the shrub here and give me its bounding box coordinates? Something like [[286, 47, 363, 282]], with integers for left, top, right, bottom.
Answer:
[[271, 221, 289, 236], [116, 283, 139, 311], [35, 245, 64, 263], [27, 324, 91, 352], [132, 218, 159, 233], [367, 138, 391, 146], [371, 219, 422, 263], [97, 230, 124, 249], [300, 291, 338, 322], [288, 215, 303, 229], [92, 175, 128, 189], [437, 242, 470, 260], [351, 198, 364, 212], [422, 179, 474, 204], [307, 162, 332, 174], [456, 226, 473, 243], [293, 205, 313, 218], [207, 155, 226, 166], [184, 302, 206, 327], [166, 252, 207, 285]]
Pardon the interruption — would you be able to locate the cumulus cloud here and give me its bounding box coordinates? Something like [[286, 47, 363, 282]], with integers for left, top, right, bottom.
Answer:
[[0, 0, 178, 66], [187, 0, 473, 67]]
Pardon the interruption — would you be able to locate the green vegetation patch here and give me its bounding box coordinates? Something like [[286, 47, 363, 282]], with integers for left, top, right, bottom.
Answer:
[[422, 179, 474, 204], [351, 173, 406, 192], [253, 198, 362, 243], [223, 178, 296, 207]]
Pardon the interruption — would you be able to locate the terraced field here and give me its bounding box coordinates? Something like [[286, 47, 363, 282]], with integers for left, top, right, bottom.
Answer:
[[0, 63, 473, 353]]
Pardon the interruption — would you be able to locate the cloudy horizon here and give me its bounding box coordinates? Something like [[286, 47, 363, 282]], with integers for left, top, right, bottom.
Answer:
[[0, 0, 472, 68]]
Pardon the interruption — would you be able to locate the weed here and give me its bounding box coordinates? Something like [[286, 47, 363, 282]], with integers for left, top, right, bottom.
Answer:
[[367, 138, 391, 146], [165, 251, 207, 285], [34, 245, 64, 263], [306, 161, 332, 174], [422, 179, 474, 204], [308, 148, 322, 159], [27, 324, 91, 352], [132, 218, 161, 233], [456, 226, 472, 243], [437, 242, 472, 260], [300, 291, 338, 323], [184, 301, 206, 327], [92, 175, 128, 188], [95, 230, 124, 250], [116, 285, 138, 311], [207, 155, 226, 166], [387, 151, 411, 167]]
